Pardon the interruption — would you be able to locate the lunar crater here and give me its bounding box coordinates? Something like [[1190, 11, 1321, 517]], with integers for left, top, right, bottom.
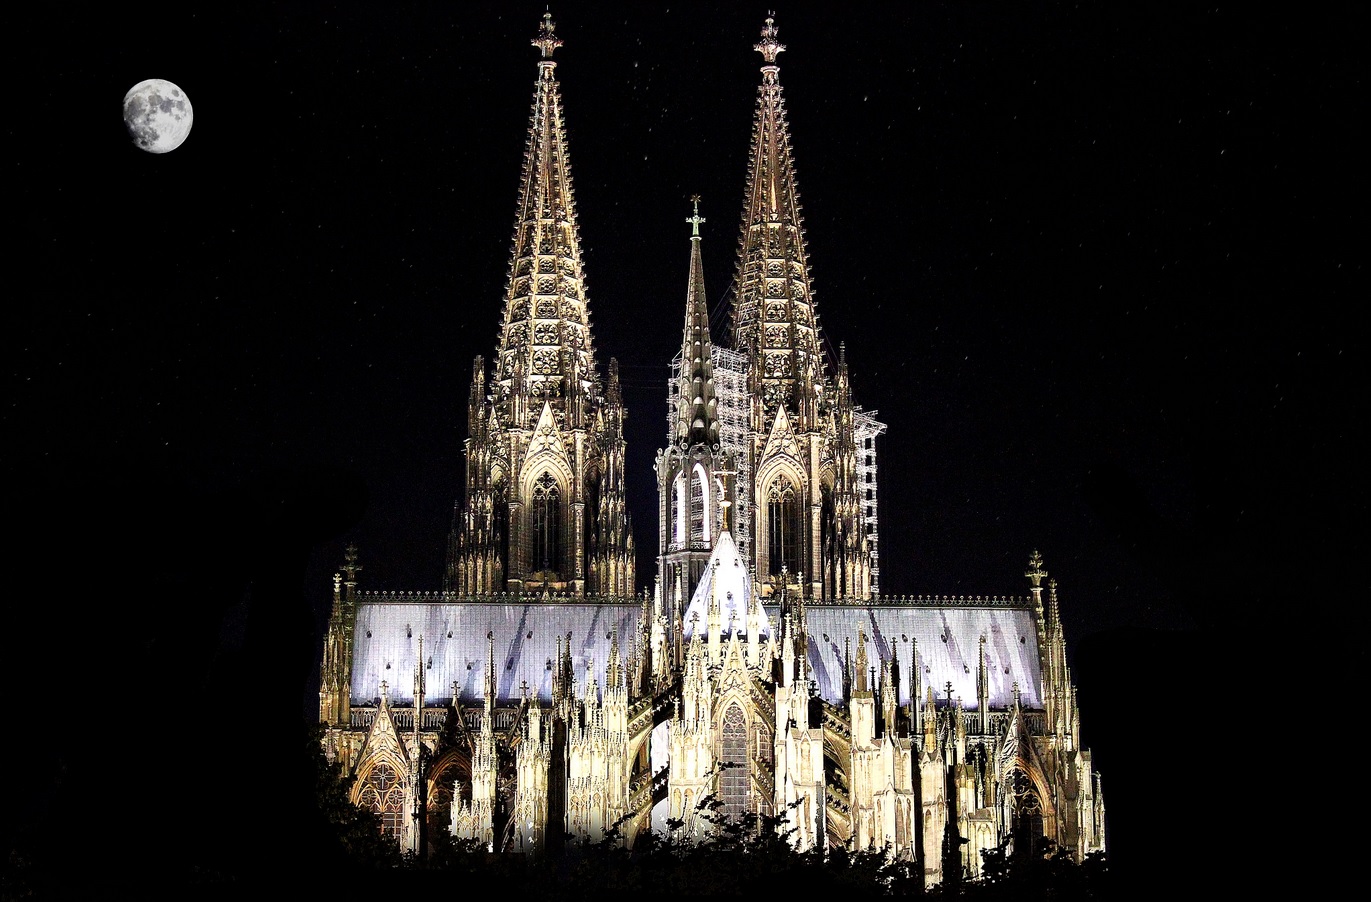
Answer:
[[123, 79, 193, 154]]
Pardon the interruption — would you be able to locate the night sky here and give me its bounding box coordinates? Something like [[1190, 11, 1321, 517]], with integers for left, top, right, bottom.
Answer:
[[5, 2, 1360, 890]]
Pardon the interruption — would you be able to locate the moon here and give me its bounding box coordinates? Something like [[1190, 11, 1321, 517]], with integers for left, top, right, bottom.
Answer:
[[123, 79, 193, 153]]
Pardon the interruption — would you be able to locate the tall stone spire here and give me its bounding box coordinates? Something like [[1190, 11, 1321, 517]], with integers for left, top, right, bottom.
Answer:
[[673, 195, 719, 448], [721, 15, 883, 603], [447, 13, 635, 597], [493, 11, 599, 433], [731, 14, 825, 431]]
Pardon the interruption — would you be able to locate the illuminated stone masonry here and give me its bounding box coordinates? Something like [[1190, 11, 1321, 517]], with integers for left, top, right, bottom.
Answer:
[[319, 14, 1105, 886]]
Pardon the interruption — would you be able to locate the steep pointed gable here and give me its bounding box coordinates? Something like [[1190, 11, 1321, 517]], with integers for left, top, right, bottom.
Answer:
[[761, 403, 800, 462], [681, 530, 768, 640], [358, 682, 411, 770], [520, 400, 574, 490], [527, 400, 569, 456], [493, 13, 600, 433], [719, 622, 751, 693]]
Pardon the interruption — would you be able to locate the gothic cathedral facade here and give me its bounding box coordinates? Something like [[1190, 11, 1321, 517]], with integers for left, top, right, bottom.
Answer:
[[318, 15, 1106, 884]]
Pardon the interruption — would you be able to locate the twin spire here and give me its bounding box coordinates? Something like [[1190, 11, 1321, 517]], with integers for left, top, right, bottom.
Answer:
[[493, 11, 597, 432], [732, 14, 824, 426], [499, 12, 819, 435]]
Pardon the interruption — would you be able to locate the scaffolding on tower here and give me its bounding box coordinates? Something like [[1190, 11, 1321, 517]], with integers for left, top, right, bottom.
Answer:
[[853, 407, 886, 595], [667, 346, 753, 567]]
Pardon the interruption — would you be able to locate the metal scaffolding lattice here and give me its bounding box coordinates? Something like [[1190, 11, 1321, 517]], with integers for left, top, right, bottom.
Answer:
[[711, 346, 752, 567], [853, 407, 887, 595], [670, 347, 753, 567]]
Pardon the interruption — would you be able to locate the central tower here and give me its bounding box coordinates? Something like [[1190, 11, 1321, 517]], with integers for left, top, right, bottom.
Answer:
[[447, 13, 635, 597], [656, 197, 738, 625]]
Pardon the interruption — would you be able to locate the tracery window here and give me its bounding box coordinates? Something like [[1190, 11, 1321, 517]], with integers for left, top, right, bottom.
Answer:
[[767, 476, 802, 578], [1010, 768, 1044, 858], [357, 761, 406, 842], [720, 704, 748, 822], [532, 472, 561, 573]]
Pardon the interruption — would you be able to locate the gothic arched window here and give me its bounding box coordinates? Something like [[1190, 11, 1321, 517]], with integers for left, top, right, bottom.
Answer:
[[672, 472, 687, 545], [357, 761, 406, 842], [532, 472, 561, 573], [427, 755, 471, 843], [720, 703, 748, 822], [820, 484, 838, 597], [691, 463, 710, 545], [1010, 768, 1044, 859], [493, 478, 509, 573], [767, 476, 802, 578]]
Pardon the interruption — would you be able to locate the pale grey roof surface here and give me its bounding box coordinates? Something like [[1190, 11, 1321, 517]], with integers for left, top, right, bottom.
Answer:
[[784, 603, 1044, 710], [351, 601, 642, 705], [351, 598, 1041, 710]]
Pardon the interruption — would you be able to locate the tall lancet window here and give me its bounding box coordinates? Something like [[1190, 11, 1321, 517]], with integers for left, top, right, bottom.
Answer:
[[768, 476, 802, 578], [1010, 768, 1045, 859], [720, 703, 748, 821], [691, 463, 711, 545], [532, 472, 561, 573], [493, 478, 510, 571], [820, 484, 836, 596], [672, 472, 688, 546]]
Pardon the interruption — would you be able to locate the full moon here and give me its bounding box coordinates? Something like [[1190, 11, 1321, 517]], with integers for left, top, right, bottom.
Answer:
[[123, 79, 193, 153]]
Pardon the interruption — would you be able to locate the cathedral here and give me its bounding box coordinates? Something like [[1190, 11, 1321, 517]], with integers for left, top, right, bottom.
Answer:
[[318, 14, 1106, 883]]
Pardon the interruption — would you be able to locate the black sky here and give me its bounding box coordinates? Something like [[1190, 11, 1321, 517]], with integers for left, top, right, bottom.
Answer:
[[5, 1, 1362, 888]]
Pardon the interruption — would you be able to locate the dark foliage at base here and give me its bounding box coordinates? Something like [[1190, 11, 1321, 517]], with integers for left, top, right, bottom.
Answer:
[[0, 726, 1110, 900], [307, 731, 1112, 901]]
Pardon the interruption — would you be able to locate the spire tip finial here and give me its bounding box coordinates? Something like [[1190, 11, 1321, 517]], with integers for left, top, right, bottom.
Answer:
[[755, 13, 785, 64], [533, 11, 563, 60], [686, 195, 705, 238]]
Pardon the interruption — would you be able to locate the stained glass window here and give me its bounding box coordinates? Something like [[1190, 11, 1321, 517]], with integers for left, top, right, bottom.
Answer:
[[532, 472, 561, 573], [768, 477, 802, 577], [358, 761, 407, 842], [720, 704, 748, 822]]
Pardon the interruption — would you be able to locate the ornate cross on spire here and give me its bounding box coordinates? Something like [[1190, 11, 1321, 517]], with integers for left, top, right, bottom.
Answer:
[[754, 13, 785, 64], [1025, 549, 1048, 588], [687, 194, 706, 237], [533, 11, 562, 60]]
